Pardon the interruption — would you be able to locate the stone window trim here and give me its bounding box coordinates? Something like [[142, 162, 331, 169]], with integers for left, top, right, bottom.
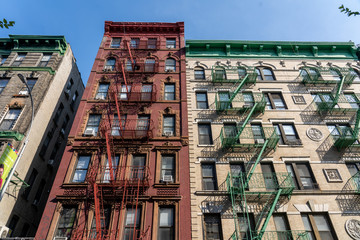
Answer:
[[160, 78, 179, 101], [152, 201, 179, 240], [157, 107, 180, 137], [48, 202, 81, 239], [154, 145, 181, 185], [0, 105, 24, 131], [78, 109, 105, 137], [64, 151, 96, 184]]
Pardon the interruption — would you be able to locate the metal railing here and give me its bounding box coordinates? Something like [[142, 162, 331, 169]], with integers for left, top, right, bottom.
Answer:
[[215, 93, 265, 113], [211, 67, 257, 84], [219, 126, 279, 149], [101, 119, 154, 140], [301, 67, 358, 85], [230, 230, 310, 240], [98, 166, 151, 185]]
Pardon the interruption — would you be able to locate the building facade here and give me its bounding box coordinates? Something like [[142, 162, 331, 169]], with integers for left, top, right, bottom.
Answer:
[[36, 22, 191, 240], [0, 35, 84, 237], [186, 40, 360, 240]]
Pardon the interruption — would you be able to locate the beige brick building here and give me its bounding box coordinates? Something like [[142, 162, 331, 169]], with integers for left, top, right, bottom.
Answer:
[[186, 40, 360, 240], [0, 35, 84, 237]]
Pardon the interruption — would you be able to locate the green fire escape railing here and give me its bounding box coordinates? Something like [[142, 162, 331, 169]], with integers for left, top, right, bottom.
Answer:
[[330, 108, 360, 150], [301, 67, 358, 85], [347, 171, 360, 194], [212, 67, 257, 84], [226, 172, 307, 240], [215, 92, 266, 113]]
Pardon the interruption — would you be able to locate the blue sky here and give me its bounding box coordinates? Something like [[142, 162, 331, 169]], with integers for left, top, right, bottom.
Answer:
[[1, 0, 360, 84]]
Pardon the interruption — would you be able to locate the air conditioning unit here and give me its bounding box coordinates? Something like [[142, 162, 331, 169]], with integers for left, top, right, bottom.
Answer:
[[162, 175, 173, 183], [53, 237, 68, 240], [64, 89, 70, 97], [255, 139, 265, 144], [0, 226, 10, 238], [165, 69, 175, 72], [95, 95, 106, 100], [84, 129, 96, 136], [163, 131, 173, 137], [103, 66, 113, 71], [18, 90, 29, 95], [48, 159, 55, 167]]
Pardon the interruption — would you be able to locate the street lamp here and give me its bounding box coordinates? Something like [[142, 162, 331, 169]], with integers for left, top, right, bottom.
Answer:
[[0, 74, 35, 201]]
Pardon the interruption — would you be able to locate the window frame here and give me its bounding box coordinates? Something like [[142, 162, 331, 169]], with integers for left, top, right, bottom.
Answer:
[[164, 83, 175, 100], [165, 58, 176, 72], [158, 206, 175, 240], [196, 92, 209, 109], [166, 38, 176, 48], [71, 155, 91, 183], [301, 213, 337, 240], [160, 154, 175, 183], [130, 38, 140, 48], [286, 162, 318, 190], [0, 108, 22, 130], [194, 67, 205, 80], [123, 206, 142, 240], [147, 38, 157, 49], [84, 114, 101, 136], [0, 78, 9, 94], [12, 53, 26, 66], [111, 37, 121, 48], [0, 55, 8, 66], [264, 92, 287, 110], [203, 213, 223, 240], [346, 162, 360, 176], [95, 83, 110, 100], [201, 163, 218, 190], [256, 67, 275, 81], [38, 53, 51, 67], [198, 123, 213, 145], [274, 123, 301, 145], [163, 115, 175, 136], [105, 58, 116, 71], [55, 206, 78, 238]]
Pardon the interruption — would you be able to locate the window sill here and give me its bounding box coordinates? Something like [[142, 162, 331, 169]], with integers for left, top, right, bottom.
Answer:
[[153, 183, 180, 188], [198, 144, 215, 147], [278, 144, 303, 148], [62, 183, 88, 187]]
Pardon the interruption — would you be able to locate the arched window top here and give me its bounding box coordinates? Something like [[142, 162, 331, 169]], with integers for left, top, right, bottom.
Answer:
[[105, 58, 116, 71], [194, 67, 205, 79], [330, 68, 341, 81], [165, 58, 176, 72], [256, 67, 275, 81], [238, 67, 247, 78]]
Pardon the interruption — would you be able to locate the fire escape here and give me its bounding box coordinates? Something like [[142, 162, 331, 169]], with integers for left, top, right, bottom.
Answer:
[[83, 39, 158, 240], [208, 66, 308, 239]]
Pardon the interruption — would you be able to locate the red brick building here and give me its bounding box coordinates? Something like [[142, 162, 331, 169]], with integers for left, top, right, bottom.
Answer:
[[36, 21, 190, 240]]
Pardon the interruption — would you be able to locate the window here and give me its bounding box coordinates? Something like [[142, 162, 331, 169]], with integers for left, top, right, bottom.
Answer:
[[196, 92, 209, 109], [164, 84, 175, 100], [165, 58, 176, 72], [353, 69, 360, 81], [96, 83, 110, 100], [251, 124, 265, 140], [38, 53, 51, 67], [218, 91, 231, 110], [238, 213, 255, 239], [230, 163, 245, 189], [103, 155, 120, 183], [145, 58, 156, 72], [158, 207, 174, 240], [66, 78, 74, 94], [204, 214, 223, 240], [327, 124, 354, 140], [105, 58, 116, 71], [301, 213, 336, 240], [274, 123, 300, 145], [163, 115, 175, 136], [72, 155, 91, 183], [20, 223, 30, 237], [55, 103, 64, 120], [194, 67, 205, 79], [141, 84, 153, 101], [224, 123, 238, 139], [120, 84, 131, 100], [89, 207, 111, 239], [124, 207, 141, 240], [166, 38, 176, 48], [243, 92, 254, 107], [330, 69, 341, 81], [214, 68, 226, 80], [147, 38, 157, 49], [111, 114, 126, 136], [261, 163, 277, 190], [238, 67, 247, 79], [136, 115, 150, 137], [300, 68, 321, 81], [130, 38, 140, 48], [39, 133, 51, 157], [126, 59, 133, 71], [0, 78, 9, 94], [111, 38, 121, 48], [198, 123, 213, 145], [131, 154, 146, 180], [346, 162, 360, 176], [0, 108, 21, 130], [19, 78, 37, 95], [273, 214, 291, 240], [55, 206, 77, 238], [161, 155, 175, 183], [12, 53, 26, 66], [256, 67, 275, 81], [85, 114, 101, 135], [23, 168, 38, 199], [33, 179, 46, 206], [286, 163, 317, 190], [202, 163, 217, 190], [344, 93, 359, 109], [264, 93, 287, 110], [8, 215, 19, 237], [0, 55, 8, 66]]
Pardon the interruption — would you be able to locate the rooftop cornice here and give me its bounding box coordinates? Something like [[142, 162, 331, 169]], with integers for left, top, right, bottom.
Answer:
[[186, 40, 358, 60], [104, 21, 184, 35], [0, 35, 68, 55]]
